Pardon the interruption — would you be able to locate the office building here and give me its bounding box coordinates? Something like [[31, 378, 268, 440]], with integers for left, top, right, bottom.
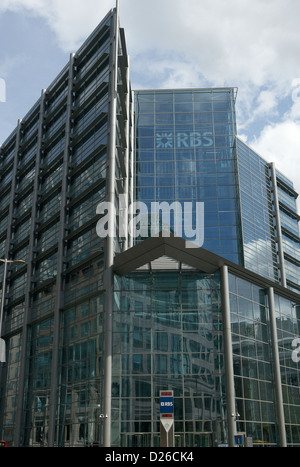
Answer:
[[0, 5, 300, 447], [0, 6, 132, 447]]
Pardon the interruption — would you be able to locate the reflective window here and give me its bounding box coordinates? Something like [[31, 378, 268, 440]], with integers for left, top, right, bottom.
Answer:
[[236, 139, 279, 282], [113, 271, 223, 447], [229, 274, 276, 445], [274, 294, 300, 441], [134, 89, 242, 261]]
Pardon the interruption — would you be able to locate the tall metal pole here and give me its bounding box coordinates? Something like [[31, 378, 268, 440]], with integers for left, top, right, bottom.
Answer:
[[103, 3, 119, 447]]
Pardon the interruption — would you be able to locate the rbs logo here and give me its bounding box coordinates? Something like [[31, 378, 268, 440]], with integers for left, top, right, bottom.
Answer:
[[156, 131, 213, 149], [160, 401, 173, 407]]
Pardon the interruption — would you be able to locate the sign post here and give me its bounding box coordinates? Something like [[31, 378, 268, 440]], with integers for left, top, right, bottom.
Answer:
[[160, 391, 174, 447], [234, 433, 246, 447]]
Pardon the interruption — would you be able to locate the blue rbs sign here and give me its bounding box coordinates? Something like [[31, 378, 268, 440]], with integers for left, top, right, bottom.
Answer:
[[160, 391, 174, 415], [156, 131, 213, 149]]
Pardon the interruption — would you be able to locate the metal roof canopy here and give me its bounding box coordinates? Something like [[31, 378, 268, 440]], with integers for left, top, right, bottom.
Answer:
[[114, 234, 300, 303]]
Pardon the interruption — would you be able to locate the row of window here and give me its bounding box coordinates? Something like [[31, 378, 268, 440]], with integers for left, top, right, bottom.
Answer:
[[138, 172, 236, 186], [278, 185, 297, 211], [137, 123, 234, 138], [137, 184, 238, 199], [137, 100, 233, 114], [136, 112, 233, 126], [136, 148, 235, 163], [135, 90, 235, 103]]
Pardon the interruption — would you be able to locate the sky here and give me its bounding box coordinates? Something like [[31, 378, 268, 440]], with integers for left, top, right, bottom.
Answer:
[[0, 0, 300, 194]]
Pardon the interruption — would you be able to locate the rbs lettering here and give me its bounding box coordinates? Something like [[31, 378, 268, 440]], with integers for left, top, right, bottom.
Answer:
[[156, 131, 213, 149], [160, 396, 174, 414]]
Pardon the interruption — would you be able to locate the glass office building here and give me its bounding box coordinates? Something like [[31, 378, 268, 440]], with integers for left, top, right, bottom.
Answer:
[[113, 237, 300, 447], [236, 137, 300, 290], [1, 5, 300, 447], [0, 6, 133, 447], [135, 88, 243, 265]]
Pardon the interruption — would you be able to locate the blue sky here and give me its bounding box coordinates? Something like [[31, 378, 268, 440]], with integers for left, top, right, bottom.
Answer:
[[1, 0, 300, 193]]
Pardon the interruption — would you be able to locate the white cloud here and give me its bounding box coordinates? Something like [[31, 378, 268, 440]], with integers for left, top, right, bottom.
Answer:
[[122, 0, 300, 168], [290, 78, 300, 120], [248, 79, 300, 195], [250, 119, 300, 195], [120, 0, 300, 88], [237, 88, 280, 133], [0, 78, 6, 103], [0, 55, 22, 79], [0, 0, 113, 50], [1, 0, 300, 88], [255, 91, 279, 118], [1, 0, 300, 194]]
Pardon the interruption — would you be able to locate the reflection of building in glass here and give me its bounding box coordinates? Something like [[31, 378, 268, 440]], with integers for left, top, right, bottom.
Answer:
[[112, 269, 224, 447], [1, 5, 300, 448], [135, 88, 242, 264], [0, 7, 131, 447]]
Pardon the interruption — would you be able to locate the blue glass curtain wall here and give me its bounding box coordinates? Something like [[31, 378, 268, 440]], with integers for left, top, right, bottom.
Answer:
[[134, 89, 243, 265], [236, 139, 279, 282]]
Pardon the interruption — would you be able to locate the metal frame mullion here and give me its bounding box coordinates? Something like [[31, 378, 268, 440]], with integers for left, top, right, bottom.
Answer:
[[14, 91, 46, 446], [0, 121, 22, 442], [47, 53, 75, 447], [103, 3, 119, 448]]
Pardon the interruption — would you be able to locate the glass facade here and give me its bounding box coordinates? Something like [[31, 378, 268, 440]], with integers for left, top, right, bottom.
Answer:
[[109, 261, 300, 448], [1, 6, 300, 449], [229, 274, 277, 445], [274, 294, 300, 444], [134, 89, 243, 264], [236, 138, 279, 281], [236, 138, 300, 291], [112, 270, 225, 447], [276, 170, 300, 292], [0, 8, 132, 447], [229, 274, 300, 446]]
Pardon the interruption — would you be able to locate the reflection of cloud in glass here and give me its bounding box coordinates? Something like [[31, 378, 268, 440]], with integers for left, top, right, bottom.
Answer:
[[243, 237, 278, 281]]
